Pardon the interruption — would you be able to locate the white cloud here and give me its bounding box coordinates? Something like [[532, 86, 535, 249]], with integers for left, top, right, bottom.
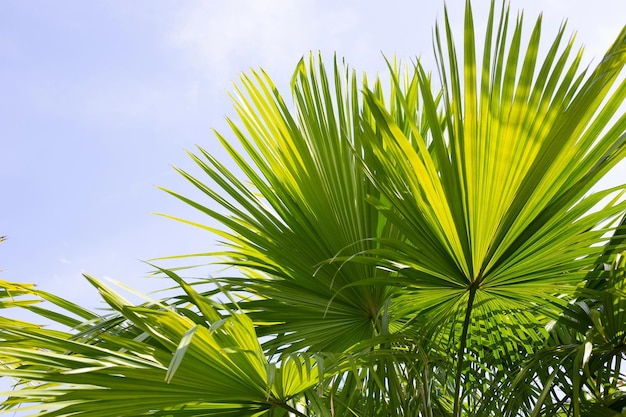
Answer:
[[169, 0, 360, 88]]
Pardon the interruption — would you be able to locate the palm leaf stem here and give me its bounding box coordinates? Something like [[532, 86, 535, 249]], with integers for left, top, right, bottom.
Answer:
[[452, 283, 478, 417], [281, 403, 309, 417]]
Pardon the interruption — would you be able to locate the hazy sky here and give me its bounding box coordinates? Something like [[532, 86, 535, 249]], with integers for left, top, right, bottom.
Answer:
[[1, 0, 625, 311]]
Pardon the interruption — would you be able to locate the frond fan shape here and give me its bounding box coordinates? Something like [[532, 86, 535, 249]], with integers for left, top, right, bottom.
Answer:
[[165, 1, 626, 359], [1, 1, 625, 416]]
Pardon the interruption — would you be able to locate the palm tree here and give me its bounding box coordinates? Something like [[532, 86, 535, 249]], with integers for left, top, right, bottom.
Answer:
[[1, 1, 625, 416]]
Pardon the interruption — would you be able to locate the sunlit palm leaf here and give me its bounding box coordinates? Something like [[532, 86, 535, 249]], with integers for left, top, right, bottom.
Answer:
[[0, 274, 321, 416], [357, 1, 626, 360], [2, 1, 625, 416], [160, 56, 409, 355], [157, 2, 625, 415]]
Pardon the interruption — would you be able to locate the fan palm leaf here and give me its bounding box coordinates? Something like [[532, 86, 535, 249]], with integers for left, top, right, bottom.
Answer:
[[1, 1, 625, 416], [160, 56, 408, 355], [0, 274, 322, 416]]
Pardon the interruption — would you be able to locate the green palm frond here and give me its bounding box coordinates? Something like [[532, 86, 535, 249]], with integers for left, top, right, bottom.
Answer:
[[505, 244, 626, 417], [356, 4, 624, 413], [157, 2, 625, 415], [0, 274, 323, 417], [2, 1, 625, 416], [160, 55, 406, 355]]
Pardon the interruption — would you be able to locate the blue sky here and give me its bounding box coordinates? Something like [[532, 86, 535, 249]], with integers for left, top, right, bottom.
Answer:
[[1, 0, 625, 312]]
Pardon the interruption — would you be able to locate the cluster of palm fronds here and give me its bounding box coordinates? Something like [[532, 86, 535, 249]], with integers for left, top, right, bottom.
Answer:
[[1, 1, 625, 416]]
